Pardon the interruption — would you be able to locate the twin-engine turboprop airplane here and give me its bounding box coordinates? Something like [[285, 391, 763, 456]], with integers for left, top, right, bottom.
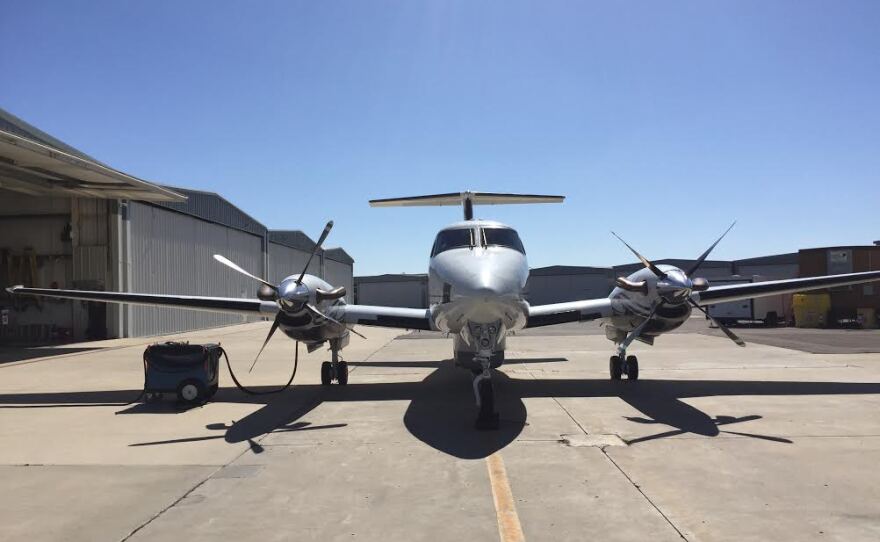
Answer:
[[8, 191, 880, 429]]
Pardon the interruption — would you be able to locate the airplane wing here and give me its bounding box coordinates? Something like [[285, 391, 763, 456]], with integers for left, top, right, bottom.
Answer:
[[336, 304, 435, 331], [525, 298, 613, 328], [5, 286, 278, 316], [694, 271, 880, 305]]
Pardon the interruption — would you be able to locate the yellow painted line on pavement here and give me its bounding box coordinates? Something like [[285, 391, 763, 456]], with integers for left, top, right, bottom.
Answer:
[[486, 452, 525, 542]]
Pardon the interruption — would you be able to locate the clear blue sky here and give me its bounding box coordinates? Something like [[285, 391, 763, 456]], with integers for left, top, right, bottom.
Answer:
[[2, 1, 878, 275]]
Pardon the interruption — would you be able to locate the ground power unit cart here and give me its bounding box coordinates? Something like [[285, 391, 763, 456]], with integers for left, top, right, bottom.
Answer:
[[143, 342, 221, 404]]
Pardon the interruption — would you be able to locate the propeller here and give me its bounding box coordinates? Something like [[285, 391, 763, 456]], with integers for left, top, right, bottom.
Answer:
[[297, 221, 333, 285], [213, 220, 364, 369], [611, 231, 667, 279], [249, 313, 282, 373], [687, 221, 736, 276], [213, 254, 276, 291], [688, 299, 745, 347], [611, 223, 745, 348]]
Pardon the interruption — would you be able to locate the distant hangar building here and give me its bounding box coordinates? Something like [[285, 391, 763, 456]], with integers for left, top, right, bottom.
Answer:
[[0, 107, 354, 344]]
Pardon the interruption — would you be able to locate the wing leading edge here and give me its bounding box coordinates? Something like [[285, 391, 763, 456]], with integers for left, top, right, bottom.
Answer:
[[526, 298, 613, 328], [695, 271, 880, 305], [6, 286, 278, 316]]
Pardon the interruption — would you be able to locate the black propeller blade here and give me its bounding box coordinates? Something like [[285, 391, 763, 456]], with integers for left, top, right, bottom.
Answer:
[[297, 221, 333, 285], [688, 299, 746, 347], [304, 304, 366, 339], [249, 313, 282, 373], [619, 301, 662, 351], [611, 231, 667, 279], [687, 221, 736, 276]]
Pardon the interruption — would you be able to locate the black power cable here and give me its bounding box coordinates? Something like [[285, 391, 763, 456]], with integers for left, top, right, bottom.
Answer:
[[219, 342, 299, 395]]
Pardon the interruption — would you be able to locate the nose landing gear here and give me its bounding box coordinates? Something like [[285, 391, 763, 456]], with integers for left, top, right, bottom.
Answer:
[[473, 359, 500, 430]]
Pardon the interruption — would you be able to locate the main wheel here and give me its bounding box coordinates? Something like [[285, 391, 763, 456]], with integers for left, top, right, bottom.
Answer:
[[609, 356, 623, 380], [320, 361, 332, 386], [177, 379, 205, 404], [337, 361, 348, 385], [625, 355, 639, 380]]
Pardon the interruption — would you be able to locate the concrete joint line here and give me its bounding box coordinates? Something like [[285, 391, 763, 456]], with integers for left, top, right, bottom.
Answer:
[[600, 449, 689, 541]]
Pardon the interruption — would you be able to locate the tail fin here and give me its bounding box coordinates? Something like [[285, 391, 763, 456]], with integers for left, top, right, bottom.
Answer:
[[369, 191, 564, 220]]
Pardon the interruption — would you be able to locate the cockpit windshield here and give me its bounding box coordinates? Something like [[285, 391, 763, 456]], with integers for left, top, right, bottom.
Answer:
[[431, 228, 474, 256], [482, 228, 525, 254]]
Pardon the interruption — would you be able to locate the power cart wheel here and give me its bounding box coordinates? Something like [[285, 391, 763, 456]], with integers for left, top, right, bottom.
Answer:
[[177, 380, 205, 404]]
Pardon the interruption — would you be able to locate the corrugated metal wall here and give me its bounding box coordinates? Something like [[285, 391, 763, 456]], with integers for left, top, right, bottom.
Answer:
[[127, 202, 265, 336], [526, 273, 613, 304], [356, 280, 428, 308], [324, 259, 353, 302], [267, 242, 321, 284]]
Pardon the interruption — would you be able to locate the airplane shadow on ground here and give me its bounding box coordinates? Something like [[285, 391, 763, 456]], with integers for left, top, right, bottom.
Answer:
[[2, 358, 880, 459]]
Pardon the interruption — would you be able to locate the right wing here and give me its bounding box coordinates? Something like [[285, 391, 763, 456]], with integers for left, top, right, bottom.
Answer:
[[6, 286, 278, 316], [336, 304, 435, 331], [525, 298, 613, 328], [694, 271, 880, 305]]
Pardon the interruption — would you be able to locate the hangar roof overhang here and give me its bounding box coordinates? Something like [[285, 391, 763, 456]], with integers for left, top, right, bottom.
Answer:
[[0, 129, 185, 202]]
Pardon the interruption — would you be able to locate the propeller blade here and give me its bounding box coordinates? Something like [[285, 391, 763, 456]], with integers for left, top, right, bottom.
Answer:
[[214, 254, 276, 290], [249, 314, 281, 373], [296, 221, 334, 284], [611, 231, 667, 279], [688, 299, 745, 347], [620, 302, 661, 351], [304, 304, 366, 339], [686, 221, 736, 276]]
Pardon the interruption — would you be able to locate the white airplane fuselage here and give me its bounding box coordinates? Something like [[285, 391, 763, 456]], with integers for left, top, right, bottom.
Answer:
[[426, 220, 530, 366]]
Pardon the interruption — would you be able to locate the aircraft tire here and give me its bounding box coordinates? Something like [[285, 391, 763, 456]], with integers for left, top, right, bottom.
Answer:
[[609, 356, 623, 380], [625, 356, 639, 380], [320, 362, 332, 386], [337, 361, 348, 385]]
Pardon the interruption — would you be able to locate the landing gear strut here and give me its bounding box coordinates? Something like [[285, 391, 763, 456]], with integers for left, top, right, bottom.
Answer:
[[472, 356, 500, 430], [610, 350, 639, 381], [320, 342, 348, 386]]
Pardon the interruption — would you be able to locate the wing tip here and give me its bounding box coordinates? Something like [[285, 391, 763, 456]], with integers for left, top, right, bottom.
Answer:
[[5, 285, 23, 295]]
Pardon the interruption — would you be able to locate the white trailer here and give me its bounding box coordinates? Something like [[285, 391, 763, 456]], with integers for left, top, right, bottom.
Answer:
[[706, 276, 788, 326]]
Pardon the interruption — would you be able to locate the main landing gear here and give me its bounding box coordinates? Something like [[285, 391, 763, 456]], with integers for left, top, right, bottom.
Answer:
[[320, 343, 348, 386], [609, 354, 639, 380]]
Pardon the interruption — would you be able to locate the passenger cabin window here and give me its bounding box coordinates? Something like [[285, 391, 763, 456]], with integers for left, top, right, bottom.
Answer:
[[431, 229, 474, 256], [482, 228, 525, 254]]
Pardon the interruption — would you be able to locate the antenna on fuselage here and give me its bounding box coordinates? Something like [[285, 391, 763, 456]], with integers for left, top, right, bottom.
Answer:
[[369, 191, 564, 220]]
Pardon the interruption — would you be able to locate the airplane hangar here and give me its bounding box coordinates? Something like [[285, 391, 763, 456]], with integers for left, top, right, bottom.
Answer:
[[0, 108, 353, 344]]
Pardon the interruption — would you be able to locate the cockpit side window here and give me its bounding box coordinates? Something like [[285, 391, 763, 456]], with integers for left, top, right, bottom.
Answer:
[[482, 228, 525, 254], [431, 228, 474, 257]]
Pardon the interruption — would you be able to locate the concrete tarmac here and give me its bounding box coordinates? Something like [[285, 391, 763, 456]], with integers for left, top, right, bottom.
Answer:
[[1, 321, 880, 541]]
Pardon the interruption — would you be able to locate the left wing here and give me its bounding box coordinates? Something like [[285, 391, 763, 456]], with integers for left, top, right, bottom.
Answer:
[[525, 298, 613, 328], [6, 286, 278, 316], [694, 271, 880, 305]]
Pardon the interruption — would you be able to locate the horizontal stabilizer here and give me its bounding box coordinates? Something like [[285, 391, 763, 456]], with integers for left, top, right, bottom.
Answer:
[[370, 191, 564, 220]]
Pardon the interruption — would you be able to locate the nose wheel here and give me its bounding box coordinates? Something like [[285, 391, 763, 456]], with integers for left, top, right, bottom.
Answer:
[[609, 354, 639, 380]]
